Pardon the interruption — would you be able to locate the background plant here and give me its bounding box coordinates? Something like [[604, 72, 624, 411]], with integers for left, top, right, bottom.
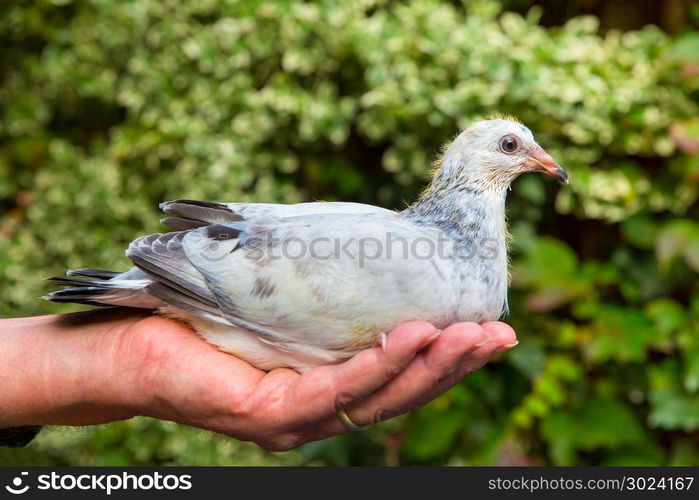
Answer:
[[1, 0, 698, 465]]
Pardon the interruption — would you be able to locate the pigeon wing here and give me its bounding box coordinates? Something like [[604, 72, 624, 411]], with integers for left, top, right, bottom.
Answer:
[[125, 231, 224, 318], [177, 213, 458, 350]]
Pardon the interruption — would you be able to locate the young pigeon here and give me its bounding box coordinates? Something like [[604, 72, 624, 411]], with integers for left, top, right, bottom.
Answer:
[[45, 118, 567, 372]]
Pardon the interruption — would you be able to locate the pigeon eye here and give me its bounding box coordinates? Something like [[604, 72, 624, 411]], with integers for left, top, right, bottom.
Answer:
[[499, 135, 520, 154]]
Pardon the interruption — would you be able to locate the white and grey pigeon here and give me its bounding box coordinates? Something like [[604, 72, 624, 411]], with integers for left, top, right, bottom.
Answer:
[[45, 118, 568, 372]]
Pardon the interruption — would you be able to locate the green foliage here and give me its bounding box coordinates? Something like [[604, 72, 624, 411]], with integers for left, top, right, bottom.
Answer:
[[1, 0, 698, 465], [0, 419, 301, 466], [540, 397, 657, 465]]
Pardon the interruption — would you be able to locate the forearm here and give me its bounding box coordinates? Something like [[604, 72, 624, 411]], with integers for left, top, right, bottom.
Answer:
[[0, 311, 148, 428]]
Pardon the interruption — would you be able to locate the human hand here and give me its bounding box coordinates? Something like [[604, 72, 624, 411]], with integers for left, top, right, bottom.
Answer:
[[0, 311, 517, 451]]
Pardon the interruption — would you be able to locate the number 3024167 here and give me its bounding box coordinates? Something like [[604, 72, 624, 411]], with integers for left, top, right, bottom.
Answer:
[[625, 476, 694, 491]]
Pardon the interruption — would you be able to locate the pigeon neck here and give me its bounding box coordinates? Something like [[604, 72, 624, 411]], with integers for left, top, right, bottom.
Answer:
[[402, 184, 508, 242]]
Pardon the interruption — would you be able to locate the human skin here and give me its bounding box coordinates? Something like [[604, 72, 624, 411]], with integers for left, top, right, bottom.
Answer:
[[0, 310, 517, 451]]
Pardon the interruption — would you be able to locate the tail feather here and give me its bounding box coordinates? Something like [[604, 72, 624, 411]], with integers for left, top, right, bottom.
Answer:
[[43, 286, 115, 307], [66, 268, 121, 280], [43, 268, 162, 309], [45, 276, 103, 287]]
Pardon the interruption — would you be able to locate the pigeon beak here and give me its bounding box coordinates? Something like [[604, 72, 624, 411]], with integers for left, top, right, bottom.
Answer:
[[526, 147, 569, 184]]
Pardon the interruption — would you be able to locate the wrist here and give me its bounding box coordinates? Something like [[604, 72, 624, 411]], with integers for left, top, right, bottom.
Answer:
[[0, 311, 149, 428]]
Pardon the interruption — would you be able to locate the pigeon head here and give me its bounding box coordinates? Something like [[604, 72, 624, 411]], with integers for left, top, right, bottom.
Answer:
[[434, 117, 568, 192]]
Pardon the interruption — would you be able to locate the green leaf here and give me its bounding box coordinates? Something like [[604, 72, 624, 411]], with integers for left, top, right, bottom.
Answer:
[[540, 398, 647, 465], [512, 237, 589, 311], [402, 409, 464, 460], [621, 215, 658, 249], [584, 306, 657, 363], [644, 298, 686, 337], [684, 350, 699, 393], [649, 361, 699, 432], [656, 220, 699, 273], [668, 33, 699, 63]]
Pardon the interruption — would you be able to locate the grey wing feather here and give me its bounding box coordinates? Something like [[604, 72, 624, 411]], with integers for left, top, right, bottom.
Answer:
[[125, 231, 221, 316], [159, 199, 244, 230], [160, 217, 209, 231]]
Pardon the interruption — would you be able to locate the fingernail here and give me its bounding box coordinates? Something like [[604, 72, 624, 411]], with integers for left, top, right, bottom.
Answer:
[[421, 328, 442, 348], [494, 341, 519, 354], [378, 332, 388, 352], [474, 334, 491, 348], [493, 340, 519, 354]]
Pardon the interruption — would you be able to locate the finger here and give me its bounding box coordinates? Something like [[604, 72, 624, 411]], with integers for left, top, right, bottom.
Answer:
[[283, 320, 440, 425], [412, 321, 518, 404], [406, 321, 518, 405], [312, 321, 517, 437], [481, 321, 518, 357], [308, 322, 488, 438]]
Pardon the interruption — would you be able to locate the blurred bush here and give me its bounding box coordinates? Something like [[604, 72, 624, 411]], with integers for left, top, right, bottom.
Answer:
[[1, 0, 698, 465]]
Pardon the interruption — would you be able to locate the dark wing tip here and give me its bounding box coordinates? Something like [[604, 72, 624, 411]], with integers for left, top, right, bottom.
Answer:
[[159, 199, 244, 227], [160, 217, 209, 231], [161, 199, 229, 212]]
